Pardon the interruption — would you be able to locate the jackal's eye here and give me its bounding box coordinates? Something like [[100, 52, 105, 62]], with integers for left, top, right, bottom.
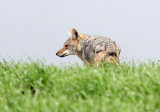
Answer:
[[65, 45, 69, 47]]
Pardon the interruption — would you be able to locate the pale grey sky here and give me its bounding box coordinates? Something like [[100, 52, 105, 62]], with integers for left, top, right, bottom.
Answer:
[[0, 0, 160, 65]]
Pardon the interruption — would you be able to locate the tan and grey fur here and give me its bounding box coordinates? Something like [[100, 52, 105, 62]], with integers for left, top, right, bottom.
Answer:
[[56, 28, 121, 65]]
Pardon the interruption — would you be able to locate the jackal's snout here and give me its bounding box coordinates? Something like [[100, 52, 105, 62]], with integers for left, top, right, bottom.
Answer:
[[56, 51, 65, 57], [56, 46, 71, 58]]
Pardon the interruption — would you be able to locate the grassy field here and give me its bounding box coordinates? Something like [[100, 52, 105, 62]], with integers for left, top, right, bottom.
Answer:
[[0, 59, 160, 112]]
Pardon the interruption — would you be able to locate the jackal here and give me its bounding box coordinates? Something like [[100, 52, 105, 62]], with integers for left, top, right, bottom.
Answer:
[[56, 28, 121, 65]]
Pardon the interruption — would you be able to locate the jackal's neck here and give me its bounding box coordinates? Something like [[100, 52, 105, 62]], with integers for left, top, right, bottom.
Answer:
[[75, 33, 90, 61], [77, 33, 90, 52]]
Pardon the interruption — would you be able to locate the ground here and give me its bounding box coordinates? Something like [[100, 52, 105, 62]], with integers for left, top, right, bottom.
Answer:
[[0, 59, 160, 112]]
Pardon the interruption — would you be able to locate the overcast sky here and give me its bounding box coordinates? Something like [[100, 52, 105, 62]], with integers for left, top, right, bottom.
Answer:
[[0, 0, 160, 65]]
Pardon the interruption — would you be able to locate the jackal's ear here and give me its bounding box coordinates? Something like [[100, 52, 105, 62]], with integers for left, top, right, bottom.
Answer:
[[68, 30, 72, 36], [71, 28, 79, 40]]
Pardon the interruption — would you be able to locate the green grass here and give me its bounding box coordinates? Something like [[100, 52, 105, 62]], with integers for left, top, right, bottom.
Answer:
[[0, 59, 160, 112]]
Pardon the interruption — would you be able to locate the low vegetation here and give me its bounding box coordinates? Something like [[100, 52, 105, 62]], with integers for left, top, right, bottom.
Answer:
[[0, 59, 160, 112]]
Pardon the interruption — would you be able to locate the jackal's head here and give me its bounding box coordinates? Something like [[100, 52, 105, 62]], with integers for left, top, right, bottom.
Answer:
[[56, 28, 80, 57]]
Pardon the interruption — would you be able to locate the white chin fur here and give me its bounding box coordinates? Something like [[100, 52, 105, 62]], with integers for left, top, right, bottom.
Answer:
[[63, 50, 70, 55]]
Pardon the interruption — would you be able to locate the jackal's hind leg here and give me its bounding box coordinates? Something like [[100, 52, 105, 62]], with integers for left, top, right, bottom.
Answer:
[[95, 51, 119, 65], [105, 56, 119, 64], [94, 51, 107, 66]]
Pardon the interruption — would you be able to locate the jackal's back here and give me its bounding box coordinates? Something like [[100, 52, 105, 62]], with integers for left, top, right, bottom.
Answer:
[[79, 36, 121, 62]]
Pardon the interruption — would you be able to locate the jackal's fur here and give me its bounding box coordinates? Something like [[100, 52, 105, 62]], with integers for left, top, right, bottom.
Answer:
[[56, 28, 121, 65]]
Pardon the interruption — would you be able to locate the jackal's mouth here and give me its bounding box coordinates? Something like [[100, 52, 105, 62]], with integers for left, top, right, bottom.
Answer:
[[59, 54, 66, 57], [57, 53, 68, 57]]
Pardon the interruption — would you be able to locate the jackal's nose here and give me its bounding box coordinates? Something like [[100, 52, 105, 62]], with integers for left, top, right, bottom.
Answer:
[[56, 52, 58, 56]]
